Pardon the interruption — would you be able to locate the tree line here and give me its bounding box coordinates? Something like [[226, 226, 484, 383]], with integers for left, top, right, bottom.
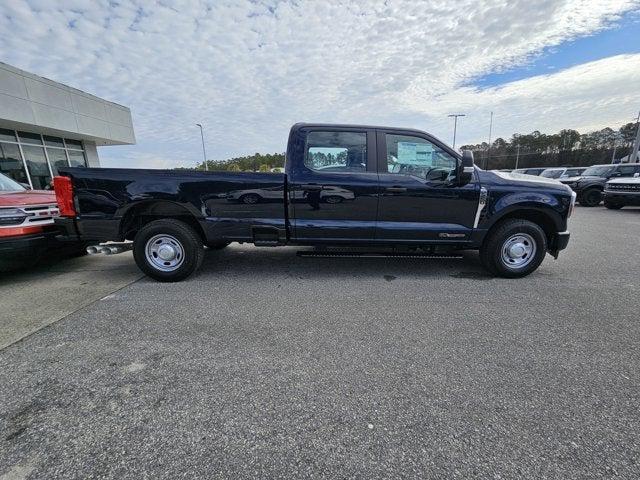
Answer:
[[185, 122, 638, 172], [461, 122, 638, 170], [189, 152, 285, 172]]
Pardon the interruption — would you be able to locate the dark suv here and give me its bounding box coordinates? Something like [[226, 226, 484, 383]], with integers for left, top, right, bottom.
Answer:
[[559, 163, 640, 207]]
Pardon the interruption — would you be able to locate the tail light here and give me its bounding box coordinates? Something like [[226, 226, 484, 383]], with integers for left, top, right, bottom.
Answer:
[[53, 176, 76, 217]]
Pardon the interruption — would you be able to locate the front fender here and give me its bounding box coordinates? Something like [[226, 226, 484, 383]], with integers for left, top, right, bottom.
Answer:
[[482, 190, 567, 232]]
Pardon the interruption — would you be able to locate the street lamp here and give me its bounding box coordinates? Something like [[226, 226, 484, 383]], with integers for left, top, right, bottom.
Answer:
[[448, 114, 466, 149], [195, 123, 208, 171]]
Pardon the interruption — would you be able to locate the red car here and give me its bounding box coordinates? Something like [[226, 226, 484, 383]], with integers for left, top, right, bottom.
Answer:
[[0, 173, 63, 269]]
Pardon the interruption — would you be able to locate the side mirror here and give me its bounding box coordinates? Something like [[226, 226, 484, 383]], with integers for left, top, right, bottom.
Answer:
[[457, 150, 474, 185], [634, 172, 639, 178], [19, 182, 32, 190]]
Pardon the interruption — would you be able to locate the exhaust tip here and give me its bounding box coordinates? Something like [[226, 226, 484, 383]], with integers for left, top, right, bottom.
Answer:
[[86, 246, 99, 254], [100, 246, 113, 255]]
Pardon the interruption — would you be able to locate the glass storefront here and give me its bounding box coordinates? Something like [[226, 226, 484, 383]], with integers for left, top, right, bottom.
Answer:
[[0, 128, 88, 189]]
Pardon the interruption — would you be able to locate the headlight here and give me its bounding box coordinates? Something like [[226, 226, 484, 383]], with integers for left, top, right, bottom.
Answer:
[[0, 208, 29, 226], [568, 191, 577, 218]]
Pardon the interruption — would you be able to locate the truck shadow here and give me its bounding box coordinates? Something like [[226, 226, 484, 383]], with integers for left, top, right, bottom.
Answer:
[[201, 245, 494, 281]]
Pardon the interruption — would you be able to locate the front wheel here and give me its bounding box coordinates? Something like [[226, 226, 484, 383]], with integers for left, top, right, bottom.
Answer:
[[479, 219, 547, 278], [579, 188, 602, 207], [133, 219, 204, 282]]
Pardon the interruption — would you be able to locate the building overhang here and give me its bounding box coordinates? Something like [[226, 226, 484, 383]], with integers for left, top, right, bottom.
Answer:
[[0, 62, 135, 146]]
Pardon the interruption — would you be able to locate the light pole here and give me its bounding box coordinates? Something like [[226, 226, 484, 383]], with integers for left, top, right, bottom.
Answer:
[[448, 113, 466, 150], [631, 110, 640, 163], [486, 111, 493, 169], [196, 123, 208, 171]]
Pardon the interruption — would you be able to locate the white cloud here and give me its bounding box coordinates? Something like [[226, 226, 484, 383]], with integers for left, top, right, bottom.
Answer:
[[1, 0, 639, 167]]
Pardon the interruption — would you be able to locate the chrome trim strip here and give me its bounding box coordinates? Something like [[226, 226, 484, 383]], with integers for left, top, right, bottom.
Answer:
[[473, 187, 488, 228]]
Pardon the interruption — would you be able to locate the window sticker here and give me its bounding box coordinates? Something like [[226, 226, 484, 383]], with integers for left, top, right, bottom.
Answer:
[[397, 142, 434, 165]]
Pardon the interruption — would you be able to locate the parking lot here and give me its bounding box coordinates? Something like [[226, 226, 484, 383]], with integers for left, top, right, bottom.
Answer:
[[1, 206, 639, 478]]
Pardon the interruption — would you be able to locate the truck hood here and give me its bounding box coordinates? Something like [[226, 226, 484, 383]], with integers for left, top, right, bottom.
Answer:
[[0, 190, 57, 206], [607, 177, 640, 184], [492, 170, 570, 190]]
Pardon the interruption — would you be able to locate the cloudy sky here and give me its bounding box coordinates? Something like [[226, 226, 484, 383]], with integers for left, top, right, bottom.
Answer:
[[1, 0, 639, 168]]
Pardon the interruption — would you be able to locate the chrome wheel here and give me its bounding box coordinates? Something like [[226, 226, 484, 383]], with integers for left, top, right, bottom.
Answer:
[[145, 234, 185, 272], [500, 233, 536, 269]]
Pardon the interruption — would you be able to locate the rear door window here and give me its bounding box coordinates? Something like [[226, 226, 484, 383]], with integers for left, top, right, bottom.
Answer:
[[304, 131, 367, 173]]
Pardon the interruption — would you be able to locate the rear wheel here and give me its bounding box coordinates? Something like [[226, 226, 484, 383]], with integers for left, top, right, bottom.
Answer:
[[579, 188, 602, 207], [133, 219, 204, 282], [480, 219, 547, 278]]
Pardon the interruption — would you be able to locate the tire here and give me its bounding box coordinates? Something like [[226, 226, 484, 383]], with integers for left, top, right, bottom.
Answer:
[[579, 188, 602, 207], [240, 193, 260, 205], [133, 219, 204, 282], [479, 219, 547, 278], [323, 195, 343, 204], [604, 201, 623, 210], [207, 242, 230, 250]]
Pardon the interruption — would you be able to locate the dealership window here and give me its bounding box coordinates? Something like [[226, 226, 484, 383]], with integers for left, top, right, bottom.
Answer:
[[0, 128, 87, 188], [22, 145, 51, 190], [0, 142, 29, 185]]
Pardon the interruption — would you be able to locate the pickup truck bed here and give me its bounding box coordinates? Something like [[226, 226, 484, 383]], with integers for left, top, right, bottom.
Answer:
[[59, 168, 286, 245], [55, 123, 575, 281]]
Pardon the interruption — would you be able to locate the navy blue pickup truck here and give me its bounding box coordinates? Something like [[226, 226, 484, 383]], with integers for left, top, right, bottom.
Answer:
[[54, 123, 575, 281]]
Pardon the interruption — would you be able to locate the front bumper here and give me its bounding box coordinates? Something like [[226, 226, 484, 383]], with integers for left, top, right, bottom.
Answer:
[[0, 231, 55, 256], [548, 231, 570, 258], [603, 191, 640, 205]]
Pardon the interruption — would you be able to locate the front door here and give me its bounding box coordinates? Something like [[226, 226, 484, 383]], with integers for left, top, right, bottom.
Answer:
[[375, 130, 480, 242], [288, 128, 379, 242]]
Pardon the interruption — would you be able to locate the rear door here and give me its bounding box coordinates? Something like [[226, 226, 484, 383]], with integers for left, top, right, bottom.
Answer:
[[288, 127, 379, 242], [375, 130, 480, 242]]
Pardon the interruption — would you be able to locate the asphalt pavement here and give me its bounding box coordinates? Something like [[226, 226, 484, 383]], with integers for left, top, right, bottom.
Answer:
[[1, 206, 639, 479]]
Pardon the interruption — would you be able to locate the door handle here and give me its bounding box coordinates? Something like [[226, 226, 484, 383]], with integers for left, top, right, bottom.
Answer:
[[301, 184, 322, 191], [385, 187, 407, 193]]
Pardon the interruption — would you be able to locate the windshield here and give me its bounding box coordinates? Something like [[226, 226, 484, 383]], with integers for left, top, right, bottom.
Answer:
[[541, 169, 563, 179], [0, 173, 26, 192], [582, 166, 614, 177]]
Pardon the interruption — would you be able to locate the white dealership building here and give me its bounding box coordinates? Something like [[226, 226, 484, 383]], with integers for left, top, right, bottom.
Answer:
[[0, 62, 134, 189]]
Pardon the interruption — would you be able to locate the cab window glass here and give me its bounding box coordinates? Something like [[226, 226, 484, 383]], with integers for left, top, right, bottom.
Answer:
[[385, 134, 456, 182], [305, 131, 367, 173], [617, 165, 636, 176]]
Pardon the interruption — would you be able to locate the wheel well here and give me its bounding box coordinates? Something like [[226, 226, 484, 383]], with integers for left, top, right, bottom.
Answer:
[[120, 201, 206, 242], [487, 209, 557, 246]]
